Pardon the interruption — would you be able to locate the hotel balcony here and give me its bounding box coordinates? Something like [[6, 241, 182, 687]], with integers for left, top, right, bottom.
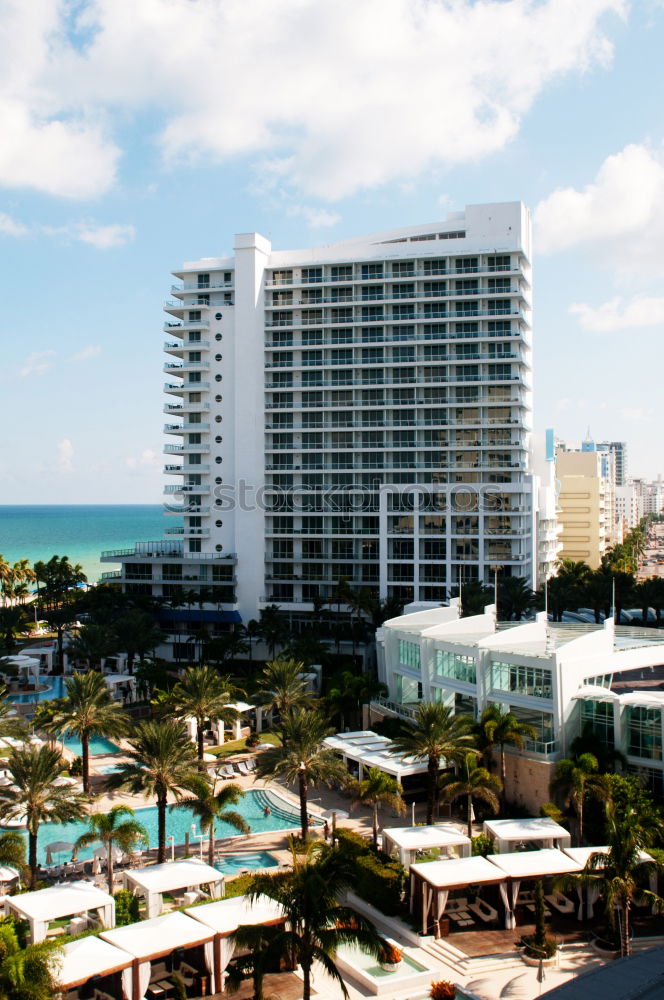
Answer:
[[163, 361, 210, 374], [163, 381, 210, 394], [163, 402, 211, 414], [164, 443, 211, 455], [164, 527, 211, 538], [163, 483, 211, 495], [163, 505, 210, 515], [164, 320, 210, 333], [164, 422, 210, 434], [164, 340, 210, 355]]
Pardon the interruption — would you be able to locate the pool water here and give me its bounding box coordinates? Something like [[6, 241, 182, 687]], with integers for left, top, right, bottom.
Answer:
[[1, 789, 305, 866], [216, 850, 280, 875], [7, 676, 67, 704], [60, 733, 120, 756]]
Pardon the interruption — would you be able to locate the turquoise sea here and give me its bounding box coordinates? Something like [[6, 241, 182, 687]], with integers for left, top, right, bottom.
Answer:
[[0, 505, 168, 584]]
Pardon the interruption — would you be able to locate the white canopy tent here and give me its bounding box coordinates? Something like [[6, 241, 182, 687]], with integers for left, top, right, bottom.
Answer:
[[483, 816, 572, 853], [409, 855, 504, 934], [383, 824, 471, 866], [564, 845, 657, 918], [102, 911, 214, 1000], [6, 880, 115, 943], [323, 730, 429, 779], [123, 858, 223, 918], [487, 848, 583, 928], [54, 935, 132, 996], [186, 893, 286, 991], [103, 673, 136, 701]]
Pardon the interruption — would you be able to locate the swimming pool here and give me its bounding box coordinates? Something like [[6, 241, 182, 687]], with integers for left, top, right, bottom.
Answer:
[[60, 733, 121, 756], [7, 676, 67, 704], [1, 789, 308, 866], [216, 850, 280, 875]]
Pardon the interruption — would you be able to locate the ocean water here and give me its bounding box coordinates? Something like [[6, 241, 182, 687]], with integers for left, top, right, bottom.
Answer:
[[0, 505, 168, 584]]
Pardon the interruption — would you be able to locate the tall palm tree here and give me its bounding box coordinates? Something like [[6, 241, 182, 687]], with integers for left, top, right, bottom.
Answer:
[[44, 671, 128, 795], [247, 842, 387, 1000], [0, 832, 26, 881], [66, 623, 117, 670], [439, 752, 502, 838], [0, 922, 62, 1000], [74, 806, 149, 895], [107, 719, 207, 863], [256, 710, 347, 840], [498, 576, 535, 621], [0, 685, 25, 741], [257, 606, 290, 660], [557, 814, 663, 956], [185, 781, 249, 865], [475, 704, 537, 810], [254, 659, 314, 742], [391, 703, 475, 824], [165, 664, 239, 763], [0, 746, 87, 888], [349, 767, 406, 849], [0, 609, 29, 650], [551, 753, 608, 844], [113, 611, 163, 673]]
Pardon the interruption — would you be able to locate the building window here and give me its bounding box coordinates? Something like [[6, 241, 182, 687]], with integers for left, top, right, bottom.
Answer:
[[509, 705, 555, 754], [580, 699, 614, 750], [435, 650, 476, 684], [626, 706, 663, 761], [490, 661, 553, 700], [398, 639, 421, 672]]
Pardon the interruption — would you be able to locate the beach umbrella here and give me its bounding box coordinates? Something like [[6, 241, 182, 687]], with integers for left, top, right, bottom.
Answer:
[[53, 776, 78, 787], [45, 840, 74, 865], [93, 845, 123, 863]]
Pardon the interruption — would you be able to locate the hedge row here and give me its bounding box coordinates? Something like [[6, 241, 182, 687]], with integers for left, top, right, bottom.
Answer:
[[335, 827, 405, 915]]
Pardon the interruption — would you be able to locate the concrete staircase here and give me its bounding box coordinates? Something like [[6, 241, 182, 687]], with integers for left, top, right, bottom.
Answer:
[[423, 936, 525, 975]]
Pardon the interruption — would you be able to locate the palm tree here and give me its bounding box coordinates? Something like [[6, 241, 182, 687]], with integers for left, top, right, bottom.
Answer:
[[0, 922, 62, 1000], [256, 710, 347, 841], [391, 703, 475, 824], [185, 781, 249, 866], [254, 659, 314, 742], [0, 609, 30, 649], [39, 607, 76, 675], [113, 611, 163, 673], [74, 806, 149, 894], [498, 576, 534, 620], [0, 746, 87, 888], [349, 767, 406, 849], [257, 606, 290, 660], [0, 685, 25, 741], [247, 841, 387, 1000], [439, 751, 502, 838], [0, 832, 26, 881], [66, 623, 117, 670], [107, 719, 207, 863], [166, 664, 239, 763], [551, 753, 608, 844], [44, 672, 128, 795], [557, 814, 663, 956], [475, 704, 537, 810]]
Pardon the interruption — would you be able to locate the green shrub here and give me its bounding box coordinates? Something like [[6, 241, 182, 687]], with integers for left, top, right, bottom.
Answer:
[[471, 834, 493, 857], [114, 889, 140, 926], [335, 826, 405, 915]]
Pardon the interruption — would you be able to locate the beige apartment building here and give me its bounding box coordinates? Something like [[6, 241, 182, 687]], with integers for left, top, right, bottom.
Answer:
[[555, 448, 609, 568]]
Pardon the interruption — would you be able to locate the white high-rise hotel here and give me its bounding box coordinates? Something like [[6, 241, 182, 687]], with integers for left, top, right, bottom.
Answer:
[[103, 202, 559, 623]]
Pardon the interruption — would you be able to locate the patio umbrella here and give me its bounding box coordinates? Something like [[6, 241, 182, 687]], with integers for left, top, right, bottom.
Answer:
[[0, 866, 20, 883], [0, 777, 12, 787], [93, 845, 123, 863], [92, 856, 101, 876], [45, 840, 74, 865], [53, 776, 78, 787]]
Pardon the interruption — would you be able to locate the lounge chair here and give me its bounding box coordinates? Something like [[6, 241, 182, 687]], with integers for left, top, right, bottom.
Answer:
[[546, 891, 575, 915], [245, 758, 257, 772], [236, 761, 251, 775], [468, 898, 499, 924]]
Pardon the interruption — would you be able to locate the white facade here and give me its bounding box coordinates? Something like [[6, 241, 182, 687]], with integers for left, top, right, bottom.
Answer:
[[375, 604, 664, 792], [103, 202, 544, 623]]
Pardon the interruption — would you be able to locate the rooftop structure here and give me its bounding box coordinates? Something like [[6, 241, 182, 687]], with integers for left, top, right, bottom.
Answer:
[[323, 730, 429, 778]]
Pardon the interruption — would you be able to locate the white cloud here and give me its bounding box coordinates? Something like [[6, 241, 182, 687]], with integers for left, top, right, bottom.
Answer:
[[69, 344, 102, 362], [76, 222, 136, 249], [20, 350, 56, 377], [57, 438, 74, 473], [286, 204, 341, 228], [570, 295, 664, 332], [535, 143, 664, 254], [0, 0, 625, 201], [126, 449, 159, 470], [0, 212, 28, 236], [621, 407, 655, 422]]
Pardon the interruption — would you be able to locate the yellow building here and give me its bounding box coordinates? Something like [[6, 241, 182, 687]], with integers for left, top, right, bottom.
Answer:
[[555, 449, 609, 569]]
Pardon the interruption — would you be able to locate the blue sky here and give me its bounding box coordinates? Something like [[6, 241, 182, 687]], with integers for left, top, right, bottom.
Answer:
[[1, 0, 663, 503]]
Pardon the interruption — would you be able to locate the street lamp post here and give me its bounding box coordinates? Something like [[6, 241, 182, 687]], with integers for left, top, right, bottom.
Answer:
[[490, 564, 503, 618]]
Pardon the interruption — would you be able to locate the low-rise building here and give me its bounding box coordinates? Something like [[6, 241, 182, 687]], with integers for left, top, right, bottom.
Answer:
[[374, 602, 664, 810]]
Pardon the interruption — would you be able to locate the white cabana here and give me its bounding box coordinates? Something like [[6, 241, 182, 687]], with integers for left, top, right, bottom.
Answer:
[[409, 855, 504, 934], [186, 893, 286, 991], [383, 824, 471, 866], [123, 858, 223, 918], [323, 730, 429, 779], [483, 816, 572, 853], [103, 673, 136, 701], [487, 848, 583, 928], [54, 935, 132, 995], [101, 911, 214, 1000], [6, 880, 115, 943], [564, 845, 657, 919]]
